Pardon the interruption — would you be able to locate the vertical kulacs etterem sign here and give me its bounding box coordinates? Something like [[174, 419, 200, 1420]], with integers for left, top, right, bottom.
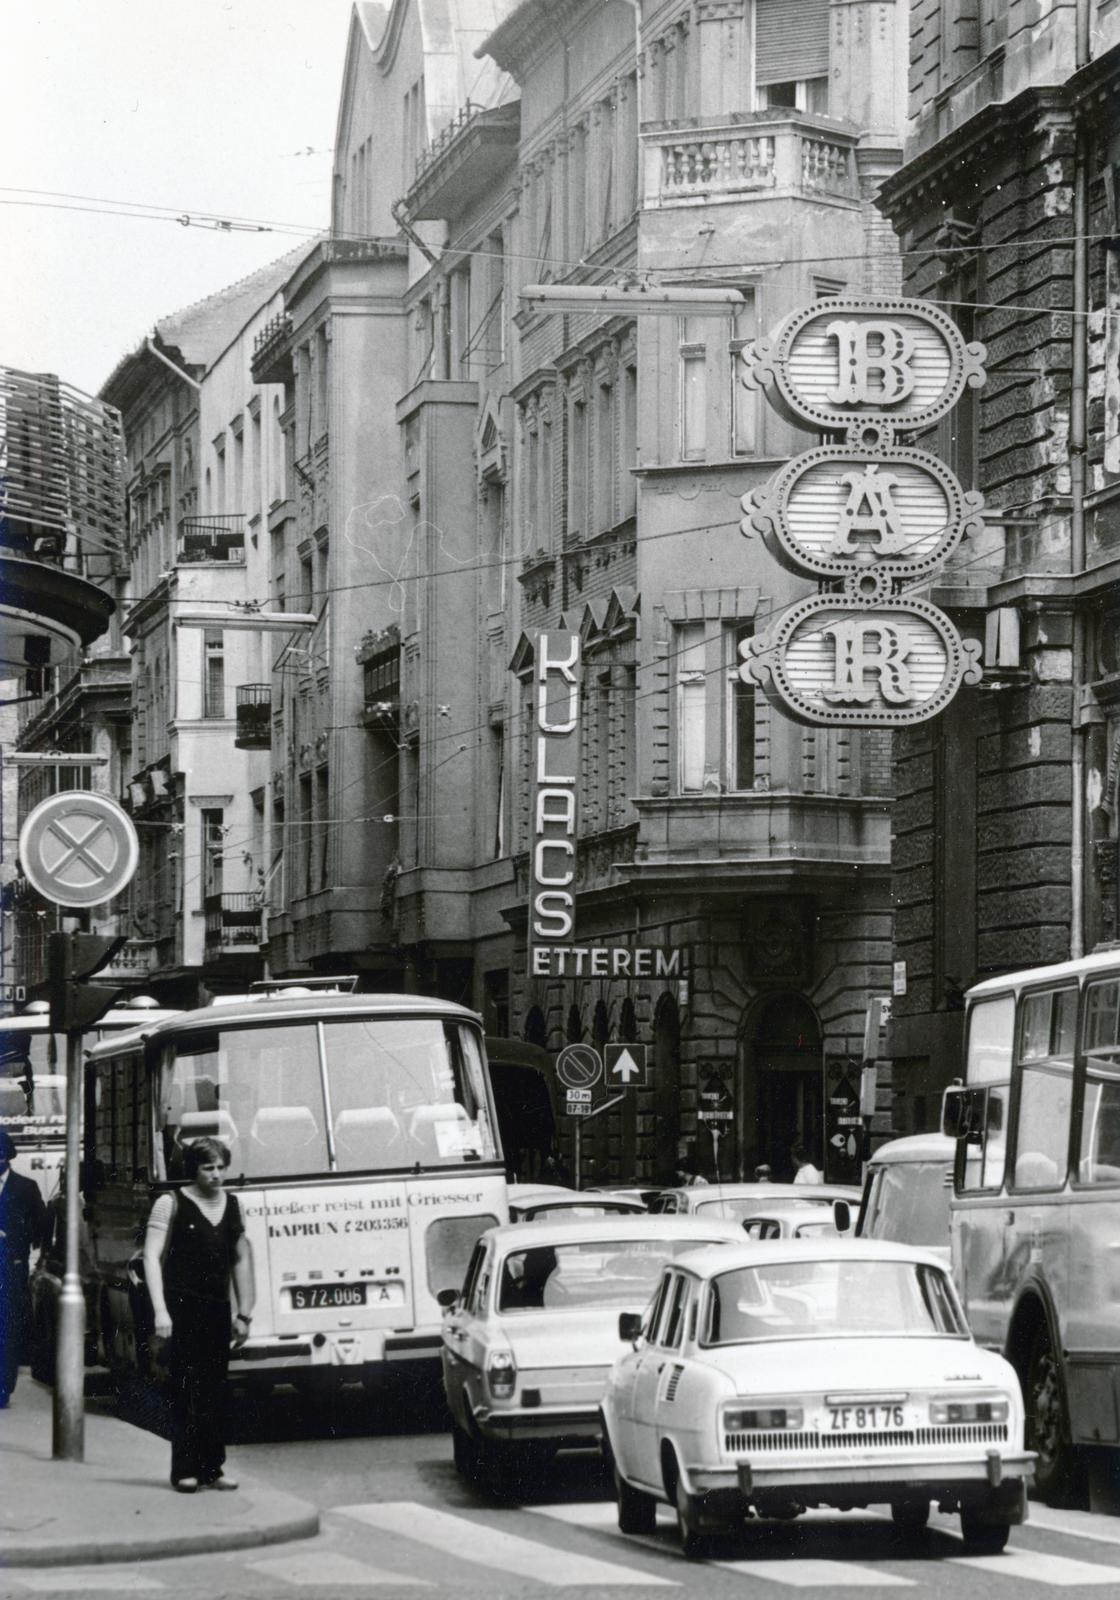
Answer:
[[529, 632, 581, 977]]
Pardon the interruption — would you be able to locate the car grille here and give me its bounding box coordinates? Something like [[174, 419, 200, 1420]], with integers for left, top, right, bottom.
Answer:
[[725, 1422, 1008, 1454]]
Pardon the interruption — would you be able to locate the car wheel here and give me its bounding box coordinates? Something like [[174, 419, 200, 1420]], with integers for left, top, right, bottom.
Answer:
[[891, 1500, 930, 1533], [616, 1468, 657, 1535], [474, 1438, 522, 1503], [674, 1473, 708, 1560], [959, 1512, 1010, 1553], [451, 1419, 479, 1481], [1026, 1325, 1085, 1506]]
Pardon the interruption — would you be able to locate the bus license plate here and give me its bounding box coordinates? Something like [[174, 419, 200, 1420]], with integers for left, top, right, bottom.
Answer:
[[290, 1284, 368, 1310]]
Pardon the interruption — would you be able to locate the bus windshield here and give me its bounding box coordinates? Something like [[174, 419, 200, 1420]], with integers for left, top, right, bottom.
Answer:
[[156, 1016, 498, 1179]]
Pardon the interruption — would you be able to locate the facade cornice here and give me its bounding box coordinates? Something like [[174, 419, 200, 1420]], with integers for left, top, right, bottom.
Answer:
[[879, 86, 1072, 222], [480, 0, 592, 77]]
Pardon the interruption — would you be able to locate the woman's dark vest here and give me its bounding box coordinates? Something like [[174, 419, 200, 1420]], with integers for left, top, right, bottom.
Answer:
[[163, 1191, 243, 1304]]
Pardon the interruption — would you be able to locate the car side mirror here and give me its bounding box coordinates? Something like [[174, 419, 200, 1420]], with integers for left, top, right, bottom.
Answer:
[[436, 1288, 459, 1310], [618, 1311, 642, 1343], [833, 1199, 852, 1234]]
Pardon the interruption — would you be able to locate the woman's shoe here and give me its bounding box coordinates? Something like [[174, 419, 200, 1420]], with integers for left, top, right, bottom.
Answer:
[[209, 1474, 239, 1491], [173, 1477, 199, 1494]]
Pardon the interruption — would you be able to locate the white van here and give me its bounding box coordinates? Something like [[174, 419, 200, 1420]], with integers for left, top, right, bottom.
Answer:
[[856, 1132, 954, 1260]]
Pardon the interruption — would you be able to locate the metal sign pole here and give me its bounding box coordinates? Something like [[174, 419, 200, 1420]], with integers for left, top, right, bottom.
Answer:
[[52, 1026, 85, 1461], [573, 1118, 581, 1191]]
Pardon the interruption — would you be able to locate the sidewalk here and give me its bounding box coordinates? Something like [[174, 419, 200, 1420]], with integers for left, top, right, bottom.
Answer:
[[0, 1380, 319, 1567]]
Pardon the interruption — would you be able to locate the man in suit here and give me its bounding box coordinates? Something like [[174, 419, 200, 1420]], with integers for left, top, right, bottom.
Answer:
[[0, 1129, 48, 1406]]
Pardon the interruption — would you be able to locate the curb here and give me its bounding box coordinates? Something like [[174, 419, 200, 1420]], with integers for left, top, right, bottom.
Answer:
[[1, 1501, 321, 1569]]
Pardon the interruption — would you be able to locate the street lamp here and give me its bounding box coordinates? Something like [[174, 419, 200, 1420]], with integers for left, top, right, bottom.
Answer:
[[519, 284, 747, 317]]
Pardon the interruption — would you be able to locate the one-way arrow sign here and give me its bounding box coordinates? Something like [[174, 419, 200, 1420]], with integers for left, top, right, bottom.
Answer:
[[604, 1042, 649, 1089]]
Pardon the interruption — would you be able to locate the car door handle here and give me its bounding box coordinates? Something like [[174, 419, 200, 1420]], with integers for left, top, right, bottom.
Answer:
[[656, 1363, 665, 1374]]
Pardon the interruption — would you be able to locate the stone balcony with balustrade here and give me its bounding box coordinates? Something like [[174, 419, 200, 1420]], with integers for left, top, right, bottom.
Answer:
[[642, 112, 860, 209]]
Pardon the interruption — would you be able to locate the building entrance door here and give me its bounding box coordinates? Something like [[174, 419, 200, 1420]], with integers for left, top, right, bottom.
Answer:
[[741, 995, 822, 1181]]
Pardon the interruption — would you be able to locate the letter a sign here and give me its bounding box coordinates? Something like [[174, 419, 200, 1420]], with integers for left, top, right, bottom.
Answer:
[[739, 298, 986, 727]]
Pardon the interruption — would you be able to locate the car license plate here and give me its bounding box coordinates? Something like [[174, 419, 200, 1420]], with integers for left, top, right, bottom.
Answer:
[[828, 1403, 906, 1431], [289, 1283, 368, 1311]]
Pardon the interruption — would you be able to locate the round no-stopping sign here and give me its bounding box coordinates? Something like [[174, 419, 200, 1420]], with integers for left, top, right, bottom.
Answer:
[[556, 1044, 602, 1092], [19, 791, 140, 908]]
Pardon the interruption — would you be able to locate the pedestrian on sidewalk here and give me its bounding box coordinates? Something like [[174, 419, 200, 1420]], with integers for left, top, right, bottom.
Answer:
[[791, 1141, 823, 1185], [142, 1136, 255, 1493], [0, 1129, 48, 1407]]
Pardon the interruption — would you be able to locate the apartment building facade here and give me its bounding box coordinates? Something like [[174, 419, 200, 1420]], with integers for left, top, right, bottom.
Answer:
[[314, 0, 909, 1183], [91, 254, 303, 1004], [877, 0, 1120, 1129]]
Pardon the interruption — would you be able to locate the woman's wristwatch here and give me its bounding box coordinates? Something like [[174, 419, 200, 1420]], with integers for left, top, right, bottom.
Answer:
[[235, 1312, 252, 1326]]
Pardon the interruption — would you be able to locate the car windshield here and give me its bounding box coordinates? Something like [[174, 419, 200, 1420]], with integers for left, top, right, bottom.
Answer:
[[702, 1258, 966, 1344], [866, 1161, 951, 1247], [522, 1202, 639, 1220], [695, 1194, 832, 1221], [498, 1237, 712, 1313]]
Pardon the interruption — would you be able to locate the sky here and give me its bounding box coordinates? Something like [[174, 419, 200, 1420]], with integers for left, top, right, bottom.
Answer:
[[1, 0, 362, 396]]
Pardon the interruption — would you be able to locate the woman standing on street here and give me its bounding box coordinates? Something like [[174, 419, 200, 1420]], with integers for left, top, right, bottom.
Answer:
[[143, 1136, 255, 1493]]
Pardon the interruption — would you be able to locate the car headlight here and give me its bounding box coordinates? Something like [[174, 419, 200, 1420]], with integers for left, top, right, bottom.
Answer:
[[928, 1395, 1009, 1424], [723, 1404, 804, 1430], [486, 1349, 517, 1399]]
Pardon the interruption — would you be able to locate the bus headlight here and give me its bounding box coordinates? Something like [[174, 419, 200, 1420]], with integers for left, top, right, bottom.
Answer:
[[929, 1395, 1009, 1424], [487, 1350, 516, 1400]]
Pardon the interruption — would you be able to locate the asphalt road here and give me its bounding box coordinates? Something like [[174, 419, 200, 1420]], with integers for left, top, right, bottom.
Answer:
[[4, 1379, 1120, 1599]]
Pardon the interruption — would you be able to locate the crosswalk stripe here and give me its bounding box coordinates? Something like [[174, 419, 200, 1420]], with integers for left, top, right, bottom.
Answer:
[[531, 1501, 665, 1531], [1027, 1509, 1120, 1550], [333, 1501, 679, 1587], [951, 1550, 1120, 1586], [248, 1551, 431, 1587], [11, 1575, 162, 1593], [713, 1558, 915, 1587]]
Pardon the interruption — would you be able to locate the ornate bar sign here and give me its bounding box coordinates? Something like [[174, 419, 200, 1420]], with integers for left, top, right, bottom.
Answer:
[[738, 299, 986, 726], [529, 632, 581, 973]]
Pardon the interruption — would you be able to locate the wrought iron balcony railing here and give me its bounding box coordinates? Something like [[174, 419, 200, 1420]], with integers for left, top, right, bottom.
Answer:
[[177, 515, 246, 563], [235, 683, 272, 749], [204, 891, 262, 957]]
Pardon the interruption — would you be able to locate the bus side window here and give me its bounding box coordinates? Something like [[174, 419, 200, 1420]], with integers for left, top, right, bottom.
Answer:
[[1011, 986, 1075, 1191], [1077, 979, 1120, 1185], [959, 995, 1014, 1193]]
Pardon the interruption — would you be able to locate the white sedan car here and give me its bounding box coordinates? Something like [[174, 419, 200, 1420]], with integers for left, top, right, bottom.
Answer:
[[649, 1182, 859, 1232], [603, 1239, 1033, 1557], [438, 1215, 742, 1495], [740, 1201, 841, 1241], [507, 1184, 646, 1223]]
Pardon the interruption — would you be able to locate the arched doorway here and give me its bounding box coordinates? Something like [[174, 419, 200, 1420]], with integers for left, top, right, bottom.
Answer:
[[739, 994, 822, 1182]]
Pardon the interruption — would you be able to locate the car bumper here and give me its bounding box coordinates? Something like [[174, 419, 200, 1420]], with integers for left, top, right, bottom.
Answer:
[[686, 1452, 1034, 1509], [473, 1403, 601, 1444]]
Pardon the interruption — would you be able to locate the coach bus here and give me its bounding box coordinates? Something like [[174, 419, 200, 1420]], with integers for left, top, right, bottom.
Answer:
[[82, 978, 508, 1399], [0, 996, 178, 1202], [941, 948, 1120, 1503]]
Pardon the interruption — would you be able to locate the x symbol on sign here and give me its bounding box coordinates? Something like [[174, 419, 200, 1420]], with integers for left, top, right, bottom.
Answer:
[[46, 815, 115, 878]]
